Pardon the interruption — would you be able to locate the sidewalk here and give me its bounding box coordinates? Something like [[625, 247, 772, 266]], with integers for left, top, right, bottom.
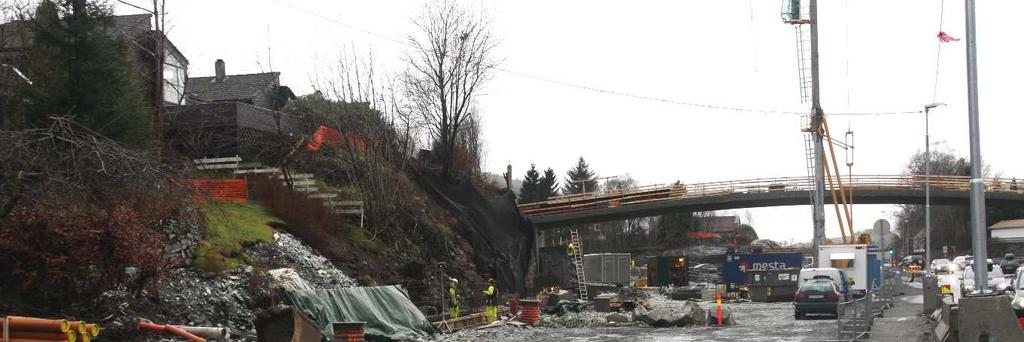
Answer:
[[868, 278, 932, 342]]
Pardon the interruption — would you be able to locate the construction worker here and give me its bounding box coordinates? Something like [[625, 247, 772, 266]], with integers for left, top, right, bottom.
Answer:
[[448, 278, 460, 319], [482, 278, 498, 323], [567, 242, 576, 258]]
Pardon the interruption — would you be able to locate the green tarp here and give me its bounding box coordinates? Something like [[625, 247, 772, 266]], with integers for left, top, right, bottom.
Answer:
[[283, 285, 437, 341]]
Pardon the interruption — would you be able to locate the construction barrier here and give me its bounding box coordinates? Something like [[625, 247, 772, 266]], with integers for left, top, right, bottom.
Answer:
[[518, 300, 540, 326], [835, 295, 873, 340], [190, 178, 248, 203], [331, 322, 365, 342]]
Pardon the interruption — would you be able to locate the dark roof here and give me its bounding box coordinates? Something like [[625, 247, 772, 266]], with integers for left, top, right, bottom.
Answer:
[[165, 101, 302, 134], [186, 72, 280, 103], [111, 14, 152, 37]]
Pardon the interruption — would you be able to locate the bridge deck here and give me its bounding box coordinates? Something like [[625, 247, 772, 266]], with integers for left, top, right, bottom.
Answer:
[[520, 175, 1024, 229]]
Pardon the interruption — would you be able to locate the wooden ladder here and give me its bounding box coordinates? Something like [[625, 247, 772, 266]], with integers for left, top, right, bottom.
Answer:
[[570, 228, 588, 301]]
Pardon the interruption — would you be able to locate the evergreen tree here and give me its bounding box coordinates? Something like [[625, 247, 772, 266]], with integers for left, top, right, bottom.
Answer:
[[563, 157, 598, 195], [518, 164, 541, 203], [538, 167, 559, 200], [15, 0, 151, 148]]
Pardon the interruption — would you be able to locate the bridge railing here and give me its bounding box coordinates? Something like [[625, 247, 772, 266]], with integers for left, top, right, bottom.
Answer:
[[519, 175, 1022, 217]]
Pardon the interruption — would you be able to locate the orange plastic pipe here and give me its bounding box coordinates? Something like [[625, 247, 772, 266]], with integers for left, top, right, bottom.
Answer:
[[8, 331, 71, 339], [62, 322, 98, 336], [138, 322, 206, 342], [6, 316, 69, 333]]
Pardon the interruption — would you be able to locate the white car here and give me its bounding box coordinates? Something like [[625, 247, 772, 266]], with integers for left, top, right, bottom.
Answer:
[[931, 258, 953, 274], [963, 260, 1011, 294], [1010, 267, 1024, 313]]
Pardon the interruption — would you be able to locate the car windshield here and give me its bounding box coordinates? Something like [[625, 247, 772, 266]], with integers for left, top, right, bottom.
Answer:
[[800, 282, 833, 292]]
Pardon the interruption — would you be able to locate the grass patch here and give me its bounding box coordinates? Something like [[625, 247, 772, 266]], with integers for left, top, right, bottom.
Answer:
[[344, 223, 385, 253], [194, 202, 281, 272]]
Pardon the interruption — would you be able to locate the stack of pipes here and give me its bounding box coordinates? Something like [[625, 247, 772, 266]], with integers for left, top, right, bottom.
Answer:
[[1, 316, 100, 342]]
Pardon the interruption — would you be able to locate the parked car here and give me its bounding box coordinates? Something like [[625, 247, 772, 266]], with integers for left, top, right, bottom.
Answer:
[[798, 268, 850, 300], [952, 255, 973, 270], [1000, 253, 1020, 276], [794, 280, 843, 319], [963, 260, 1010, 294], [930, 259, 953, 274], [1010, 267, 1024, 317]]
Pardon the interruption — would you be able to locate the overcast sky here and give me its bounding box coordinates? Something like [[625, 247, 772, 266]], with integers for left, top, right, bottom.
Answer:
[[113, 0, 1024, 243]]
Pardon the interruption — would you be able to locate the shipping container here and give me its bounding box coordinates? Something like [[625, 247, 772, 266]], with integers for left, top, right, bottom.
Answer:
[[722, 252, 804, 289], [583, 253, 632, 286]]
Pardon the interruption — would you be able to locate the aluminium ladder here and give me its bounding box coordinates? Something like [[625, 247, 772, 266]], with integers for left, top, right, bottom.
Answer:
[[569, 228, 589, 301]]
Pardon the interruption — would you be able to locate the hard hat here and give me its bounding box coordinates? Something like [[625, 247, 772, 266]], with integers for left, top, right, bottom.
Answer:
[[450, 278, 459, 284], [488, 278, 495, 284]]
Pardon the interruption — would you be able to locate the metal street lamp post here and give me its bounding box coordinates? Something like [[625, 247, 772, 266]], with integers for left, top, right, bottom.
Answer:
[[964, 0, 989, 294], [923, 102, 945, 275]]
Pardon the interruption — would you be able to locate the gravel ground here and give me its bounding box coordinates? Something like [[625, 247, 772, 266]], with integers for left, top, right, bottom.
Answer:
[[438, 298, 835, 341]]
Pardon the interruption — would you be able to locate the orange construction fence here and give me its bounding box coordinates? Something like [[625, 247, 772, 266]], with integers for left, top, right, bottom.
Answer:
[[190, 179, 248, 203]]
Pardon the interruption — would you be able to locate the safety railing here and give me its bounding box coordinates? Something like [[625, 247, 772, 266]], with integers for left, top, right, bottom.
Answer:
[[835, 295, 873, 341], [519, 175, 1024, 217]]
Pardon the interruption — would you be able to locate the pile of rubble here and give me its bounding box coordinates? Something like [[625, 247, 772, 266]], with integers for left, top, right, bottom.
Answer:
[[246, 232, 358, 288], [94, 230, 358, 341]]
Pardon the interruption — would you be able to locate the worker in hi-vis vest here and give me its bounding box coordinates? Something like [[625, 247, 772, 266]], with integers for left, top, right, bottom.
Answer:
[[568, 242, 576, 258], [448, 278, 460, 319], [483, 278, 498, 323]]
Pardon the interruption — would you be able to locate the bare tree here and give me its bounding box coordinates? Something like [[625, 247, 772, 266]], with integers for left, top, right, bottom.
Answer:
[[404, 0, 497, 181]]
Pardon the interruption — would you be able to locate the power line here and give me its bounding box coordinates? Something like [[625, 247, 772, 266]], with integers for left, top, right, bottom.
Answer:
[[268, 0, 923, 117]]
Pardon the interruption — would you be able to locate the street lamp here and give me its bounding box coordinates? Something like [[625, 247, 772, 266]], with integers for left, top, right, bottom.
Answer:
[[923, 102, 945, 275]]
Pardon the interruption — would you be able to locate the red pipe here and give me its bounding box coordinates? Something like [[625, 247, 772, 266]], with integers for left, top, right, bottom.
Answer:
[[138, 322, 206, 342]]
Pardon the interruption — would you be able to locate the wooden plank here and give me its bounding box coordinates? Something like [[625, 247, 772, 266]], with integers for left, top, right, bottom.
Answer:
[[334, 209, 364, 215], [192, 156, 242, 164], [233, 168, 281, 174], [283, 180, 316, 187]]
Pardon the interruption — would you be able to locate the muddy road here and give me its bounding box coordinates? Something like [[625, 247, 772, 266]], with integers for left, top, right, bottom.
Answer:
[[441, 301, 836, 342]]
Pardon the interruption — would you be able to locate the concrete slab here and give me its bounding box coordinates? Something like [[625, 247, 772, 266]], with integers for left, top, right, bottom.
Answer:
[[957, 294, 1024, 341]]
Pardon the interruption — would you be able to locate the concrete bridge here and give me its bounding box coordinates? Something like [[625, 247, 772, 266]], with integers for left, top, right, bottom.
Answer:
[[518, 175, 1024, 229]]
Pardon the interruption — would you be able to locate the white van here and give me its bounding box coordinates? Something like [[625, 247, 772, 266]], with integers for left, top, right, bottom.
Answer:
[[798, 268, 851, 300]]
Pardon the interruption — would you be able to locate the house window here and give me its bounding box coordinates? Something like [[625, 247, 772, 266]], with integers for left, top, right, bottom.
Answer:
[[163, 52, 186, 105]]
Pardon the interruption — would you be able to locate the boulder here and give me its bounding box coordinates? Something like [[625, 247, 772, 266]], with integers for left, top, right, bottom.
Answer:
[[669, 286, 704, 301], [605, 312, 631, 323], [637, 301, 706, 327]]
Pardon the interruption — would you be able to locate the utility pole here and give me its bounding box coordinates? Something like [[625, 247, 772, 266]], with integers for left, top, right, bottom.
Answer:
[[964, 0, 988, 294], [809, 0, 827, 252]]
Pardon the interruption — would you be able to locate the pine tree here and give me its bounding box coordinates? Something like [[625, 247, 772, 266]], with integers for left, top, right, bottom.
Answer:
[[563, 157, 598, 195], [538, 167, 559, 200], [16, 0, 152, 149], [519, 164, 541, 203]]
